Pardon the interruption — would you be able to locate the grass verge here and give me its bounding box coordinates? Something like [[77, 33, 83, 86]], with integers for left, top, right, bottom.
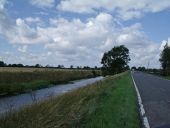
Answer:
[[0, 69, 101, 96], [0, 72, 140, 128], [164, 76, 170, 80]]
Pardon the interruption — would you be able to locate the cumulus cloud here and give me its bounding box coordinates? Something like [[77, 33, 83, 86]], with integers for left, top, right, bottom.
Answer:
[[30, 0, 55, 8], [25, 17, 41, 24], [0, 0, 13, 37], [0, 1, 163, 67], [1, 17, 48, 45], [5, 13, 160, 67], [57, 0, 170, 20], [18, 45, 28, 53], [160, 38, 170, 51]]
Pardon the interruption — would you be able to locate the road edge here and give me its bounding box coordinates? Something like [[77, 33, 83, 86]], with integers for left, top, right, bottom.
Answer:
[[131, 71, 150, 128]]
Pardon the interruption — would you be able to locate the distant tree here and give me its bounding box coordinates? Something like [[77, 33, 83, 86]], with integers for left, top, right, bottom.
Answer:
[[159, 43, 170, 75], [83, 66, 90, 69], [45, 65, 51, 68], [57, 65, 64, 69], [25, 65, 30, 67], [76, 66, 79, 69], [137, 67, 146, 71], [17, 64, 24, 67], [101, 45, 130, 75], [94, 66, 98, 69], [77, 66, 82, 69], [70, 65, 74, 69], [131, 66, 137, 71], [11, 64, 17, 67], [0, 61, 6, 67], [35, 64, 41, 68]]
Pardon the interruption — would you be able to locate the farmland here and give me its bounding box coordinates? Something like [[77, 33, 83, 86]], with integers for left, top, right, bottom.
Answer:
[[0, 67, 101, 96], [0, 72, 140, 128]]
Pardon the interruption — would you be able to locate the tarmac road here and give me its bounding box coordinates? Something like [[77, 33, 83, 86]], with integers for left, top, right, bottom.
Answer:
[[132, 71, 170, 128]]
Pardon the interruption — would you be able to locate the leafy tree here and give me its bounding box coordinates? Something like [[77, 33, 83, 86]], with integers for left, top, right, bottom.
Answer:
[[17, 64, 24, 67], [0, 61, 6, 67], [70, 65, 74, 69], [131, 66, 137, 71], [57, 65, 64, 69], [160, 43, 170, 75], [35, 64, 41, 68], [94, 66, 98, 69], [83, 66, 90, 69], [101, 45, 130, 75], [137, 67, 146, 71]]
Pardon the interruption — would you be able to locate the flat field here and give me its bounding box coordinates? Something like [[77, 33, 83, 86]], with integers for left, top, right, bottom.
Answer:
[[0, 67, 101, 96], [0, 72, 140, 128]]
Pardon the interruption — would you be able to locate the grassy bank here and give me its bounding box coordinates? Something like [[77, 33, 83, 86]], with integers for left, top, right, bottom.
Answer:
[[0, 72, 140, 128], [0, 68, 101, 96], [164, 76, 170, 80]]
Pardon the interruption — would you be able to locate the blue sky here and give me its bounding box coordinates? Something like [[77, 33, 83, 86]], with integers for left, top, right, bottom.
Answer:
[[0, 0, 170, 68]]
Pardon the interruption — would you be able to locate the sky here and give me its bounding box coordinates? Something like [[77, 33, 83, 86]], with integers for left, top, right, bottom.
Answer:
[[0, 0, 170, 68]]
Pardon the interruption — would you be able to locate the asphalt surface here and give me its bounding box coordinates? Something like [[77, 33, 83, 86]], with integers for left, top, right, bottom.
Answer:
[[132, 71, 170, 128]]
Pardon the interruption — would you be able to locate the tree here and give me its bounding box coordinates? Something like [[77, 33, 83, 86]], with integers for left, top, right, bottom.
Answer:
[[94, 66, 98, 69], [137, 67, 146, 71], [70, 65, 74, 69], [131, 66, 137, 71], [57, 65, 64, 69], [101, 45, 130, 75], [17, 64, 24, 67], [35, 64, 41, 68], [83, 66, 90, 69], [160, 43, 170, 75], [0, 61, 6, 67]]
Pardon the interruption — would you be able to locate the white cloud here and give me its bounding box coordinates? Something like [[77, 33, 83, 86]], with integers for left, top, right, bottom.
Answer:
[[30, 0, 55, 8], [0, 1, 163, 67], [7, 13, 160, 67], [57, 0, 170, 20], [0, 51, 49, 65], [160, 38, 170, 51], [0, 0, 7, 10], [34, 11, 48, 16], [25, 17, 41, 24], [18, 45, 28, 53], [0, 0, 12, 36]]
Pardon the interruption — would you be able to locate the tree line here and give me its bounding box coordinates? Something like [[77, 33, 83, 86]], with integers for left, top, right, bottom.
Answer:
[[0, 61, 100, 70], [1, 43, 169, 75]]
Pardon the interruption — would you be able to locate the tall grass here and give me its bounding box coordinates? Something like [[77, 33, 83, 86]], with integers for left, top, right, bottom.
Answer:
[[0, 72, 140, 128], [0, 69, 101, 96]]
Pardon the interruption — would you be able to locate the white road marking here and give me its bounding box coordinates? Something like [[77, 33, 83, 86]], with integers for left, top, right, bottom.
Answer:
[[131, 71, 150, 128]]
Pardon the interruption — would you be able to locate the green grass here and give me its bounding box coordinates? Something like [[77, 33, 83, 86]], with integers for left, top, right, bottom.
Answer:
[[164, 76, 170, 80], [0, 69, 101, 96], [0, 72, 140, 128]]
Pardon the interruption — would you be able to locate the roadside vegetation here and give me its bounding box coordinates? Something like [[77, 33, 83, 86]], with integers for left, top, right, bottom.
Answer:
[[160, 43, 170, 76], [164, 76, 170, 80], [0, 72, 140, 128], [0, 68, 101, 97]]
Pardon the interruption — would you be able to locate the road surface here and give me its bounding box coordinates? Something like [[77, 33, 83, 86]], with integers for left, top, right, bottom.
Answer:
[[0, 76, 103, 115], [132, 71, 170, 128]]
